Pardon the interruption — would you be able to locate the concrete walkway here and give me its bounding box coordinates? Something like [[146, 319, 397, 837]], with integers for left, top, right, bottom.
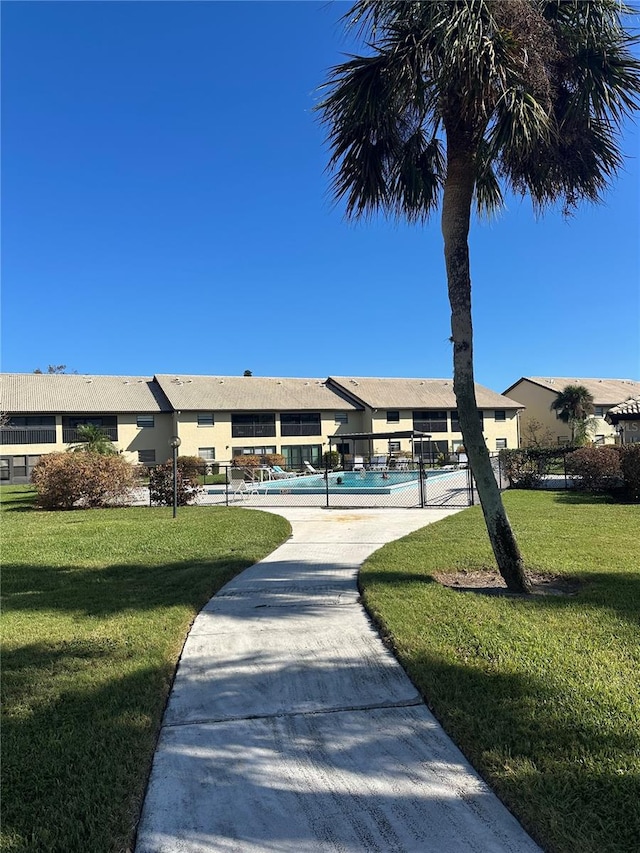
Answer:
[[135, 508, 541, 853]]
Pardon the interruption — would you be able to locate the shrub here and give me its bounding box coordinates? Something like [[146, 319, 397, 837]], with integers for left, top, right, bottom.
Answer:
[[31, 452, 136, 510], [323, 450, 340, 469], [499, 449, 543, 488], [565, 446, 622, 492], [232, 455, 260, 469], [260, 454, 286, 468], [621, 444, 640, 501], [174, 455, 206, 481], [148, 462, 200, 507]]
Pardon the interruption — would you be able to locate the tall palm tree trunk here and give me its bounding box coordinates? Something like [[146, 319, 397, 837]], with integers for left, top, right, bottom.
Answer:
[[442, 138, 531, 594]]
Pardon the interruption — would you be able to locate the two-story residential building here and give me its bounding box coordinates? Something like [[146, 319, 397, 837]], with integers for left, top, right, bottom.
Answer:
[[153, 374, 364, 471], [325, 377, 522, 459], [0, 373, 173, 483], [1, 372, 523, 483], [503, 377, 640, 446]]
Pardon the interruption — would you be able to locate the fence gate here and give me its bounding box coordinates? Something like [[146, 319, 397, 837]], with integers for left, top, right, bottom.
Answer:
[[421, 465, 475, 508]]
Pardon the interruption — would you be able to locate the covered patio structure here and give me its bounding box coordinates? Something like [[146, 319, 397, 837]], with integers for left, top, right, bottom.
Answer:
[[327, 429, 438, 469]]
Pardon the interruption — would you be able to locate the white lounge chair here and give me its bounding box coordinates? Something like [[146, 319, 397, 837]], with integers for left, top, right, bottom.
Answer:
[[303, 461, 322, 474], [353, 456, 365, 471], [370, 455, 388, 470], [228, 467, 259, 500], [270, 465, 302, 479]]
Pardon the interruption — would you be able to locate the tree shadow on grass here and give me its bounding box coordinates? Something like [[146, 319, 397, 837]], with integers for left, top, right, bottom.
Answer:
[[4, 602, 640, 853], [400, 651, 640, 853], [6, 635, 639, 853], [1, 557, 255, 617], [551, 490, 620, 506]]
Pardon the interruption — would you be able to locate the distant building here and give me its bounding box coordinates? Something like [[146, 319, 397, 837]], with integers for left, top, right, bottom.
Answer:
[[503, 376, 640, 446], [605, 396, 640, 444]]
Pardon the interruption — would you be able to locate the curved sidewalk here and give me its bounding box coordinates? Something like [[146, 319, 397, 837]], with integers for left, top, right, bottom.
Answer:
[[136, 508, 540, 853]]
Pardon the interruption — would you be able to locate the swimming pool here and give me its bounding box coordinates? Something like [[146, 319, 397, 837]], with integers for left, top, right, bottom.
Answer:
[[259, 469, 426, 495]]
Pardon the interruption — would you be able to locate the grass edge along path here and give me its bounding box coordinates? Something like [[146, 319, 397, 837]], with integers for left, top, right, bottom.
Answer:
[[359, 490, 640, 853], [1, 487, 290, 853]]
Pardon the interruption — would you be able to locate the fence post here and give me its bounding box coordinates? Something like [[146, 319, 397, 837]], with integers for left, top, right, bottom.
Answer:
[[468, 466, 475, 505], [419, 458, 425, 508], [225, 465, 229, 506], [325, 461, 330, 508]]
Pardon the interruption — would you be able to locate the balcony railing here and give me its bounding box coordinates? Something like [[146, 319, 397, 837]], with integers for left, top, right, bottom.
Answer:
[[231, 425, 276, 439], [280, 424, 322, 437], [413, 421, 447, 433], [62, 427, 118, 443], [1, 428, 57, 445]]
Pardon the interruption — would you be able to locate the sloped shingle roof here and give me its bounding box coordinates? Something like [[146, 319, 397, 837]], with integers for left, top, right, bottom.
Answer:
[[0, 373, 171, 414], [504, 377, 640, 405], [154, 375, 362, 412], [605, 396, 640, 422], [328, 377, 523, 410]]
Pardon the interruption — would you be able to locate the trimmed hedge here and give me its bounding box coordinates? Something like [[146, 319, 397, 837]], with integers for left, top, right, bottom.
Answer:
[[565, 446, 622, 491]]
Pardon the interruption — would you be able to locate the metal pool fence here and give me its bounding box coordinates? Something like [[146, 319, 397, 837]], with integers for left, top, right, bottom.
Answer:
[[188, 456, 509, 510]]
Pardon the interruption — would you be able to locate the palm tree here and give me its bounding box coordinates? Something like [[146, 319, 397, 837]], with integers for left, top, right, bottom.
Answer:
[[68, 423, 118, 455], [317, 0, 640, 593], [551, 384, 595, 444]]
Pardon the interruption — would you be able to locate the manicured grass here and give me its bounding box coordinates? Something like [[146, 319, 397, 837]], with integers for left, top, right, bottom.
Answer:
[[1, 486, 290, 853], [359, 490, 640, 853]]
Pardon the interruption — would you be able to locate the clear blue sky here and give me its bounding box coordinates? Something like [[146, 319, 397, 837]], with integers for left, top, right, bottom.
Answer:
[[2, 0, 639, 394]]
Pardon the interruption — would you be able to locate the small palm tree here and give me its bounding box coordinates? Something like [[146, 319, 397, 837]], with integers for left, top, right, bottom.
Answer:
[[551, 385, 596, 444], [317, 0, 640, 592], [68, 423, 118, 455]]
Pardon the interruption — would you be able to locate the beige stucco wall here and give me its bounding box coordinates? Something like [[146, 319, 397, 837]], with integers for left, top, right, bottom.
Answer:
[[1, 405, 520, 473], [508, 380, 617, 446], [335, 408, 520, 457], [173, 410, 367, 464], [1, 413, 176, 466]]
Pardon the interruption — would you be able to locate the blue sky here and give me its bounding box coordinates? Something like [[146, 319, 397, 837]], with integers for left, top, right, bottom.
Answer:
[[2, 0, 639, 394]]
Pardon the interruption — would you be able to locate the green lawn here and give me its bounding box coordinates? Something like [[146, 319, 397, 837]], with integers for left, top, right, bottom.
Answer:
[[1, 487, 290, 853], [359, 490, 640, 853]]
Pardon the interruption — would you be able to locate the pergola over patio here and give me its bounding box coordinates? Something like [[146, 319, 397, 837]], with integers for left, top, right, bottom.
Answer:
[[327, 429, 436, 465]]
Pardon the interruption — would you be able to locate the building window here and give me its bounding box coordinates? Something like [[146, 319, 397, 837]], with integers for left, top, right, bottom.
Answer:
[[335, 412, 348, 424], [335, 442, 350, 456], [413, 411, 447, 432], [594, 435, 605, 445], [62, 416, 117, 443], [1, 416, 56, 445], [197, 413, 214, 426], [496, 438, 508, 450], [198, 447, 215, 461], [138, 449, 156, 465], [594, 406, 605, 418], [231, 446, 276, 457], [231, 413, 276, 438], [137, 415, 155, 428], [450, 410, 484, 432], [386, 411, 400, 423], [280, 413, 321, 436], [281, 444, 322, 469], [388, 441, 401, 452], [495, 410, 506, 422]]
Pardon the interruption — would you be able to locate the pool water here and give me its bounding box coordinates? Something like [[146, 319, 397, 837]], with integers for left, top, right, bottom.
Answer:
[[259, 469, 421, 494]]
